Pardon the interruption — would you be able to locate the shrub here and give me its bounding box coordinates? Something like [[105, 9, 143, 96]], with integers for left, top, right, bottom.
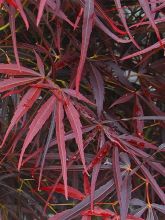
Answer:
[[0, 0, 165, 219]]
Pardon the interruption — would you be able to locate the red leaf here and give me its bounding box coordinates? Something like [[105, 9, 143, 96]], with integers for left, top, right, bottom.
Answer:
[[110, 93, 134, 108], [18, 95, 56, 170], [95, 1, 126, 35], [15, 0, 29, 29], [119, 135, 157, 150], [114, 0, 140, 48], [9, 5, 20, 68], [90, 64, 104, 117], [133, 156, 165, 205], [95, 17, 131, 43], [55, 101, 68, 199], [112, 147, 122, 212], [74, 7, 83, 30], [34, 51, 45, 76], [138, 0, 162, 46], [40, 183, 85, 201], [1, 87, 41, 147], [36, 0, 47, 26], [0, 77, 40, 92], [81, 206, 115, 217], [87, 142, 110, 172], [76, 0, 94, 92], [0, 63, 40, 76], [83, 173, 91, 196], [7, 0, 17, 8], [90, 162, 101, 210], [63, 88, 95, 106], [120, 173, 132, 220], [133, 96, 144, 137], [64, 101, 88, 174], [121, 38, 165, 60]]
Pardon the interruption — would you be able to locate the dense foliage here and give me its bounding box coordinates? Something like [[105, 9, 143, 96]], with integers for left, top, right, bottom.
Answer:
[[0, 0, 165, 219]]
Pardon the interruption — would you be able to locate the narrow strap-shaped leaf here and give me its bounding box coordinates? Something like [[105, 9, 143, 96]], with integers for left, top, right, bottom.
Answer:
[[76, 0, 94, 92], [120, 173, 132, 220], [95, 17, 131, 43], [95, 1, 126, 35], [55, 101, 68, 199], [64, 100, 87, 174], [121, 38, 165, 60], [152, 203, 165, 214], [48, 177, 116, 220], [6, 0, 17, 8], [138, 0, 162, 45], [110, 93, 134, 108], [9, 5, 20, 69], [38, 109, 55, 190], [112, 147, 122, 213], [133, 156, 165, 205], [1, 87, 41, 147], [37, 0, 47, 26], [40, 183, 85, 201], [0, 77, 40, 92], [90, 64, 104, 117], [63, 88, 95, 106], [133, 95, 144, 137], [34, 51, 45, 76], [114, 0, 140, 48], [18, 95, 56, 170], [0, 63, 40, 76], [15, 0, 29, 29], [90, 162, 101, 210]]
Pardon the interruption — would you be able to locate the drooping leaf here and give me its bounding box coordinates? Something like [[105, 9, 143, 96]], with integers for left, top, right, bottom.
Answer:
[[95, 17, 131, 43], [121, 38, 165, 60], [65, 100, 88, 173], [90, 64, 104, 117], [76, 0, 94, 92], [37, 0, 47, 26], [110, 93, 134, 108], [138, 0, 162, 45], [63, 88, 95, 105], [34, 51, 45, 76], [15, 0, 29, 29], [120, 173, 132, 220], [40, 183, 85, 201], [38, 110, 55, 190], [0, 77, 40, 92], [55, 101, 68, 199], [0, 63, 40, 76], [133, 95, 144, 137], [9, 5, 20, 69], [18, 95, 56, 170], [114, 0, 140, 48], [112, 147, 122, 216], [152, 203, 165, 214], [1, 87, 41, 147], [133, 156, 165, 205]]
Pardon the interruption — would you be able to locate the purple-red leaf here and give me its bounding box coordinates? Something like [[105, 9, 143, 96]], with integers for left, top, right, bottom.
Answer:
[[55, 101, 68, 199], [110, 93, 134, 108], [90, 64, 104, 117], [76, 0, 94, 92], [1, 87, 41, 147], [133, 95, 144, 137], [18, 95, 56, 170], [40, 183, 85, 201], [37, 0, 47, 26], [0, 63, 40, 76], [0, 77, 40, 92], [64, 100, 88, 174]]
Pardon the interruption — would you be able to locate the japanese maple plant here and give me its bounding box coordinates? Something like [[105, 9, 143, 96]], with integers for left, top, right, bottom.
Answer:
[[0, 0, 165, 219]]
